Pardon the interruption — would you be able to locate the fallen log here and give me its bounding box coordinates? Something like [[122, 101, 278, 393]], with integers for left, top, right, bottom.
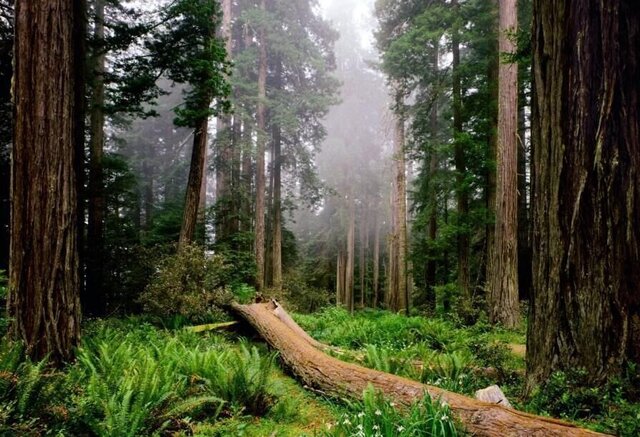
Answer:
[[231, 301, 608, 437], [185, 321, 239, 333]]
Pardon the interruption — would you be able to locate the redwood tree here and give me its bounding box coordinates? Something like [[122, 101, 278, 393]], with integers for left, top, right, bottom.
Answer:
[[527, 0, 640, 389], [488, 0, 519, 328], [10, 0, 84, 363]]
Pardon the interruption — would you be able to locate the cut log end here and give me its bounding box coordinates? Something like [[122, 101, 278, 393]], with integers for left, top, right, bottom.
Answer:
[[475, 385, 513, 409]]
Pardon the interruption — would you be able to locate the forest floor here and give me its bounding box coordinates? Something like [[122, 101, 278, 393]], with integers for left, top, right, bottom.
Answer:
[[2, 307, 639, 436]]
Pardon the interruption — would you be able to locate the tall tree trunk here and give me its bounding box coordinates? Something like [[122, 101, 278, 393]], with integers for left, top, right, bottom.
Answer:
[[488, 0, 519, 328], [271, 128, 282, 290], [179, 117, 209, 248], [336, 251, 346, 306], [394, 92, 408, 314], [241, 122, 253, 235], [358, 209, 366, 308], [214, 0, 233, 244], [10, 0, 83, 363], [451, 0, 470, 300], [517, 81, 531, 301], [271, 61, 283, 291], [372, 215, 380, 308], [345, 198, 356, 313], [425, 41, 440, 311], [86, 0, 106, 316], [485, 0, 499, 292], [254, 0, 268, 290], [143, 147, 154, 231], [527, 0, 640, 390]]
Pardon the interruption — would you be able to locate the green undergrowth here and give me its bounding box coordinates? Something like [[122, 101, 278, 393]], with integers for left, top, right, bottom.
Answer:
[[295, 307, 640, 436], [321, 386, 460, 437], [295, 307, 525, 397], [0, 318, 337, 436]]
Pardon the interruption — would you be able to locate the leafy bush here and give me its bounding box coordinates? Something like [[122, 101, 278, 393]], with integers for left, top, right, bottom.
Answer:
[[139, 244, 232, 324], [323, 386, 459, 437]]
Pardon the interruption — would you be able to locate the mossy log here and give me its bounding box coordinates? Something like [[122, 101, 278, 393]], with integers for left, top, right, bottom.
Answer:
[[231, 301, 609, 437]]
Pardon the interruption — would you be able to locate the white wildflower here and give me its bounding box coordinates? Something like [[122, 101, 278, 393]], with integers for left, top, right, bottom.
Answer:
[[374, 409, 382, 416], [389, 402, 396, 407], [357, 412, 365, 418], [357, 424, 364, 430], [441, 414, 449, 421], [343, 418, 351, 425], [397, 425, 406, 432]]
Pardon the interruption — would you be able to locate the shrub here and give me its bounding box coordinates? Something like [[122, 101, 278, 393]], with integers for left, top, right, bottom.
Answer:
[[323, 386, 459, 437], [138, 244, 232, 324]]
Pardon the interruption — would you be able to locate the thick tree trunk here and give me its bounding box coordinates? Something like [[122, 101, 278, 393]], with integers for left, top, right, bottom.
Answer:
[[254, 0, 268, 290], [451, 0, 470, 300], [86, 0, 106, 316], [232, 301, 607, 437], [485, 2, 499, 294], [10, 0, 83, 363], [179, 117, 209, 248], [271, 60, 283, 291], [528, 0, 640, 390], [488, 0, 519, 328]]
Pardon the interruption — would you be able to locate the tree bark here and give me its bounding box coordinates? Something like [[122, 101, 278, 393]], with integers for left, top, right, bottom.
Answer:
[[488, 0, 519, 328], [393, 95, 408, 314], [372, 214, 380, 308], [451, 0, 470, 300], [345, 198, 356, 313], [86, 0, 106, 316], [271, 128, 282, 290], [254, 0, 268, 290], [271, 60, 283, 291], [10, 0, 83, 363], [179, 117, 209, 248], [214, 0, 233, 243], [528, 0, 640, 390], [358, 208, 366, 308], [232, 301, 608, 437], [425, 42, 440, 311]]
